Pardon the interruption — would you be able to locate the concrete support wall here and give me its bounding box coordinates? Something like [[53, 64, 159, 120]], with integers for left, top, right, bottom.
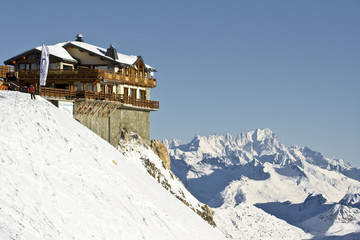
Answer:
[[74, 106, 150, 147], [109, 109, 150, 146]]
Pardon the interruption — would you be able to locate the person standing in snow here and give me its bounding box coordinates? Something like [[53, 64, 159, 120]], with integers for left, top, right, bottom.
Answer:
[[28, 84, 36, 100]]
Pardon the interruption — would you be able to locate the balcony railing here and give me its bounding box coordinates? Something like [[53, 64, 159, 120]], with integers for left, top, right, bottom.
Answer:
[[38, 87, 76, 99], [16, 69, 157, 88], [38, 87, 159, 110], [0, 66, 14, 79], [102, 70, 156, 88]]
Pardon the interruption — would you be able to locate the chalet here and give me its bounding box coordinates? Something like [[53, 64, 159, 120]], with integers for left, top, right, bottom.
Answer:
[[2, 34, 159, 145]]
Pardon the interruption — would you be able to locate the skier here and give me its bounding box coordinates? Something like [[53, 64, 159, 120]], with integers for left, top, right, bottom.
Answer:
[[28, 84, 36, 100]]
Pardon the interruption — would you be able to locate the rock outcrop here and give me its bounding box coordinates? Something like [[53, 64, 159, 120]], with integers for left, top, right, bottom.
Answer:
[[117, 130, 216, 227], [151, 140, 171, 170]]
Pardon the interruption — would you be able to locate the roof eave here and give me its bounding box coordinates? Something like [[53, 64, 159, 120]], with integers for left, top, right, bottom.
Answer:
[[134, 56, 157, 72], [4, 48, 78, 65], [4, 48, 38, 65]]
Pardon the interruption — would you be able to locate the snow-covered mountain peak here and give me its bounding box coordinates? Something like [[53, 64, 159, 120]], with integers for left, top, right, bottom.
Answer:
[[331, 204, 360, 223], [339, 193, 360, 208], [162, 138, 182, 149], [302, 194, 327, 209], [299, 204, 360, 237], [251, 128, 276, 142], [165, 129, 360, 239]]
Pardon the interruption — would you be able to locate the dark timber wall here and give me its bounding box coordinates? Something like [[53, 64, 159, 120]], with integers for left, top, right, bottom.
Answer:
[[74, 107, 150, 146]]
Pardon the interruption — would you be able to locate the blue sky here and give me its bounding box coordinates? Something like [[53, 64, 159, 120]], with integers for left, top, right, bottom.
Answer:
[[1, 0, 359, 166]]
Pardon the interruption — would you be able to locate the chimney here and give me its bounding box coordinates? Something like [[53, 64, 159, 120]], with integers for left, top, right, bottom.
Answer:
[[75, 34, 84, 42], [106, 44, 118, 60]]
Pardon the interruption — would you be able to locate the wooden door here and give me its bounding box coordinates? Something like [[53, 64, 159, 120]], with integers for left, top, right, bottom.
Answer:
[[140, 90, 146, 100], [131, 89, 137, 100]]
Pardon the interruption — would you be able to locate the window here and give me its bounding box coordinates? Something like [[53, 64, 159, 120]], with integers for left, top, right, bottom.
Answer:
[[62, 63, 74, 70], [49, 63, 57, 69], [63, 65, 72, 70], [31, 63, 38, 70], [95, 66, 108, 70], [86, 83, 93, 91]]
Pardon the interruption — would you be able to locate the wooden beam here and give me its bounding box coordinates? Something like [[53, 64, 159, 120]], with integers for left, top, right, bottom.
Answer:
[[99, 103, 112, 117], [88, 102, 101, 115], [74, 102, 86, 115], [79, 102, 91, 115], [91, 103, 103, 116], [106, 103, 120, 117], [83, 101, 96, 115]]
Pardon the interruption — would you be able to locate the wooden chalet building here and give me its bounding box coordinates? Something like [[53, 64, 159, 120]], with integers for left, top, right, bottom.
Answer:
[[2, 34, 159, 144]]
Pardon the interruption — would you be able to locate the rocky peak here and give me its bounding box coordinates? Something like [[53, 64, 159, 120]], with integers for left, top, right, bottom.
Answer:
[[302, 193, 327, 209], [251, 128, 276, 143], [339, 193, 360, 208], [162, 138, 182, 149]]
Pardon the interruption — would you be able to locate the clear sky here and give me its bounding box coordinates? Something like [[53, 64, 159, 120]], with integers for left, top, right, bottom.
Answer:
[[1, 0, 359, 166]]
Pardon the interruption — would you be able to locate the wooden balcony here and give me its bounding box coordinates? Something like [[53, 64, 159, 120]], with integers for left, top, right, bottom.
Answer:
[[16, 69, 157, 88], [37, 87, 76, 99], [38, 87, 159, 110], [0, 66, 14, 79]]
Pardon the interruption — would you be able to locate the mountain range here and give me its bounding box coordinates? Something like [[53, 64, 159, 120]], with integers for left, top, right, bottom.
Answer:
[[164, 129, 360, 239]]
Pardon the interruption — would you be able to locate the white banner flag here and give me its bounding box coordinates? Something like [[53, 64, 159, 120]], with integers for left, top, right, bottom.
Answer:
[[40, 44, 49, 86]]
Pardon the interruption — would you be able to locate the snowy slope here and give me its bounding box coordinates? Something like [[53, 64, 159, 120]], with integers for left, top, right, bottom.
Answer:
[[255, 194, 360, 239], [214, 204, 312, 240], [116, 135, 217, 226], [299, 204, 360, 237], [0, 91, 226, 240], [164, 129, 360, 239]]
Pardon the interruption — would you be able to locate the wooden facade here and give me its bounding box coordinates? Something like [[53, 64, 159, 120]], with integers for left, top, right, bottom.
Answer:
[[2, 36, 159, 111], [12, 69, 156, 88]]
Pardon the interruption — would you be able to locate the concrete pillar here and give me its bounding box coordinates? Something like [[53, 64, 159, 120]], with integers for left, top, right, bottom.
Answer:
[[146, 89, 150, 100]]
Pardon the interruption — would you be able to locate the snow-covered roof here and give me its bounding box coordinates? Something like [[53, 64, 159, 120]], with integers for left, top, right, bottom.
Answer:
[[61, 41, 157, 71], [35, 45, 78, 63], [4, 45, 78, 65], [145, 64, 156, 71], [4, 38, 157, 72], [61, 41, 138, 66]]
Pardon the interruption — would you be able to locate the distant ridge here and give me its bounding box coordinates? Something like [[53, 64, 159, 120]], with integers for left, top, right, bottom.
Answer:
[[164, 129, 360, 239]]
